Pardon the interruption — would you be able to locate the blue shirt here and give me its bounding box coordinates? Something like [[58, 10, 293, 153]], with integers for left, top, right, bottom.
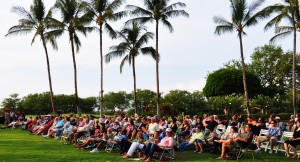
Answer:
[[268, 127, 281, 139], [56, 119, 65, 131]]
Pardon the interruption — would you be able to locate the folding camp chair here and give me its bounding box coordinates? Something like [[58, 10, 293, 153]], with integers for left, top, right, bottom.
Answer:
[[154, 146, 175, 161], [228, 142, 255, 160]]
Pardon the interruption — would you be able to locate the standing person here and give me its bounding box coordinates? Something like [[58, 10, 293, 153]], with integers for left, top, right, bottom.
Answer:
[[284, 119, 300, 158], [4, 111, 10, 126]]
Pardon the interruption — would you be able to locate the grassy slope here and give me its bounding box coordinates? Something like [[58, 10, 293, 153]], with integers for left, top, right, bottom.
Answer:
[[0, 129, 298, 162]]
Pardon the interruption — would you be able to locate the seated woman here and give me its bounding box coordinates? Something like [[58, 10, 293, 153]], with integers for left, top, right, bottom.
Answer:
[[122, 131, 150, 158], [66, 117, 89, 144], [215, 126, 239, 143], [32, 116, 54, 135], [216, 124, 253, 160], [284, 119, 300, 158], [43, 117, 60, 138], [89, 128, 114, 153], [177, 120, 190, 141], [142, 128, 174, 162], [178, 126, 204, 153], [75, 127, 107, 149]]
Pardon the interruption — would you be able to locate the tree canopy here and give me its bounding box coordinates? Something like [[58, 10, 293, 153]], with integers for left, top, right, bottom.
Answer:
[[203, 68, 262, 98]]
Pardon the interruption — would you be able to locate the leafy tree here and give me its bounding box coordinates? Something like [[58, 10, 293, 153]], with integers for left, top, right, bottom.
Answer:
[[203, 68, 262, 98], [213, 0, 265, 115], [256, 0, 299, 115], [250, 45, 293, 89], [162, 90, 191, 115], [84, 0, 126, 117], [126, 0, 189, 118], [54, 0, 94, 115], [206, 95, 243, 115], [190, 91, 208, 115], [5, 0, 61, 114], [105, 21, 156, 115], [21, 92, 51, 114], [1, 93, 22, 111], [103, 91, 132, 114], [54, 94, 76, 113], [135, 89, 156, 116]]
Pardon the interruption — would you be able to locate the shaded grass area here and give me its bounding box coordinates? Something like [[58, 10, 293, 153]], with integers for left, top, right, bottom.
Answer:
[[0, 129, 298, 162]]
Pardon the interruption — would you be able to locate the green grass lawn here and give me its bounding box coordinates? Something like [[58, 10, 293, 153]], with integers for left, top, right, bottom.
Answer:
[[0, 128, 297, 162]]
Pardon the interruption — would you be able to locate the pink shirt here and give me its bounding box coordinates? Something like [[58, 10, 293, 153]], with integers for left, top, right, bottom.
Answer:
[[158, 137, 174, 148]]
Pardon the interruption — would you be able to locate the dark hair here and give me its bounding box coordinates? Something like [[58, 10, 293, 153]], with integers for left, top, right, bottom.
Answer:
[[231, 126, 238, 132]]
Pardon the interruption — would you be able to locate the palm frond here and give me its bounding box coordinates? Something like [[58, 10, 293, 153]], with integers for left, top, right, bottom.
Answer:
[[120, 55, 129, 73], [264, 13, 287, 31], [73, 33, 81, 52], [248, 0, 265, 13], [104, 23, 117, 39], [105, 50, 126, 63], [107, 0, 124, 11], [126, 5, 152, 17], [31, 32, 40, 45], [126, 17, 153, 26], [140, 46, 157, 61], [163, 2, 186, 13], [275, 26, 293, 33], [214, 25, 234, 35], [5, 26, 34, 37], [165, 10, 189, 18], [161, 18, 174, 33], [270, 30, 292, 43], [136, 32, 154, 48], [11, 6, 34, 21]]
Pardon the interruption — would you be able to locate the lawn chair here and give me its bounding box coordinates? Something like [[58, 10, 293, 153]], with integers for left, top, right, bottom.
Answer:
[[157, 146, 175, 160], [105, 140, 120, 153], [254, 129, 269, 152], [275, 131, 293, 154], [228, 141, 256, 160]]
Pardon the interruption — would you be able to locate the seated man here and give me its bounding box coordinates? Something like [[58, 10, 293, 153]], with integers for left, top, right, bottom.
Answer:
[[216, 124, 254, 160], [178, 126, 204, 153], [142, 128, 174, 162], [254, 120, 281, 154]]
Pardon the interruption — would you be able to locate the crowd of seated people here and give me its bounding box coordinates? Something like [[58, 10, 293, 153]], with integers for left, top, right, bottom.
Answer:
[[16, 113, 300, 161]]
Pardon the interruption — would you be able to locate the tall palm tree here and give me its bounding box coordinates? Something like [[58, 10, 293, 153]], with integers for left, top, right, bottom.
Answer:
[[84, 0, 126, 118], [213, 0, 265, 116], [126, 0, 189, 118], [105, 21, 156, 115], [54, 0, 94, 115], [6, 0, 62, 114], [258, 0, 299, 115]]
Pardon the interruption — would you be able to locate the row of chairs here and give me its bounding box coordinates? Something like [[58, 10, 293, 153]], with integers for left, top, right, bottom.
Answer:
[[255, 129, 300, 158]]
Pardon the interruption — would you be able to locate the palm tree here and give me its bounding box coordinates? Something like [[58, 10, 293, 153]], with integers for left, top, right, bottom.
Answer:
[[256, 0, 299, 115], [6, 0, 62, 114], [105, 21, 156, 115], [84, 0, 126, 118], [126, 0, 189, 118], [213, 0, 265, 116], [54, 0, 94, 115]]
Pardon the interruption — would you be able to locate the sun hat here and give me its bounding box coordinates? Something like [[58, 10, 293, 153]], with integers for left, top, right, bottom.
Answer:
[[166, 128, 172, 132], [275, 116, 280, 120]]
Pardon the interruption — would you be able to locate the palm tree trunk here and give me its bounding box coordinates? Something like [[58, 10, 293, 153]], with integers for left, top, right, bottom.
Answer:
[[99, 25, 104, 118], [292, 26, 297, 115], [70, 32, 81, 116], [41, 35, 55, 114], [238, 32, 250, 116], [155, 20, 161, 119], [132, 56, 137, 115]]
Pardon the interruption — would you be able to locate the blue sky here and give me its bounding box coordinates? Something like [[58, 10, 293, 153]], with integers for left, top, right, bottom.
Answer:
[[0, 0, 297, 104]]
